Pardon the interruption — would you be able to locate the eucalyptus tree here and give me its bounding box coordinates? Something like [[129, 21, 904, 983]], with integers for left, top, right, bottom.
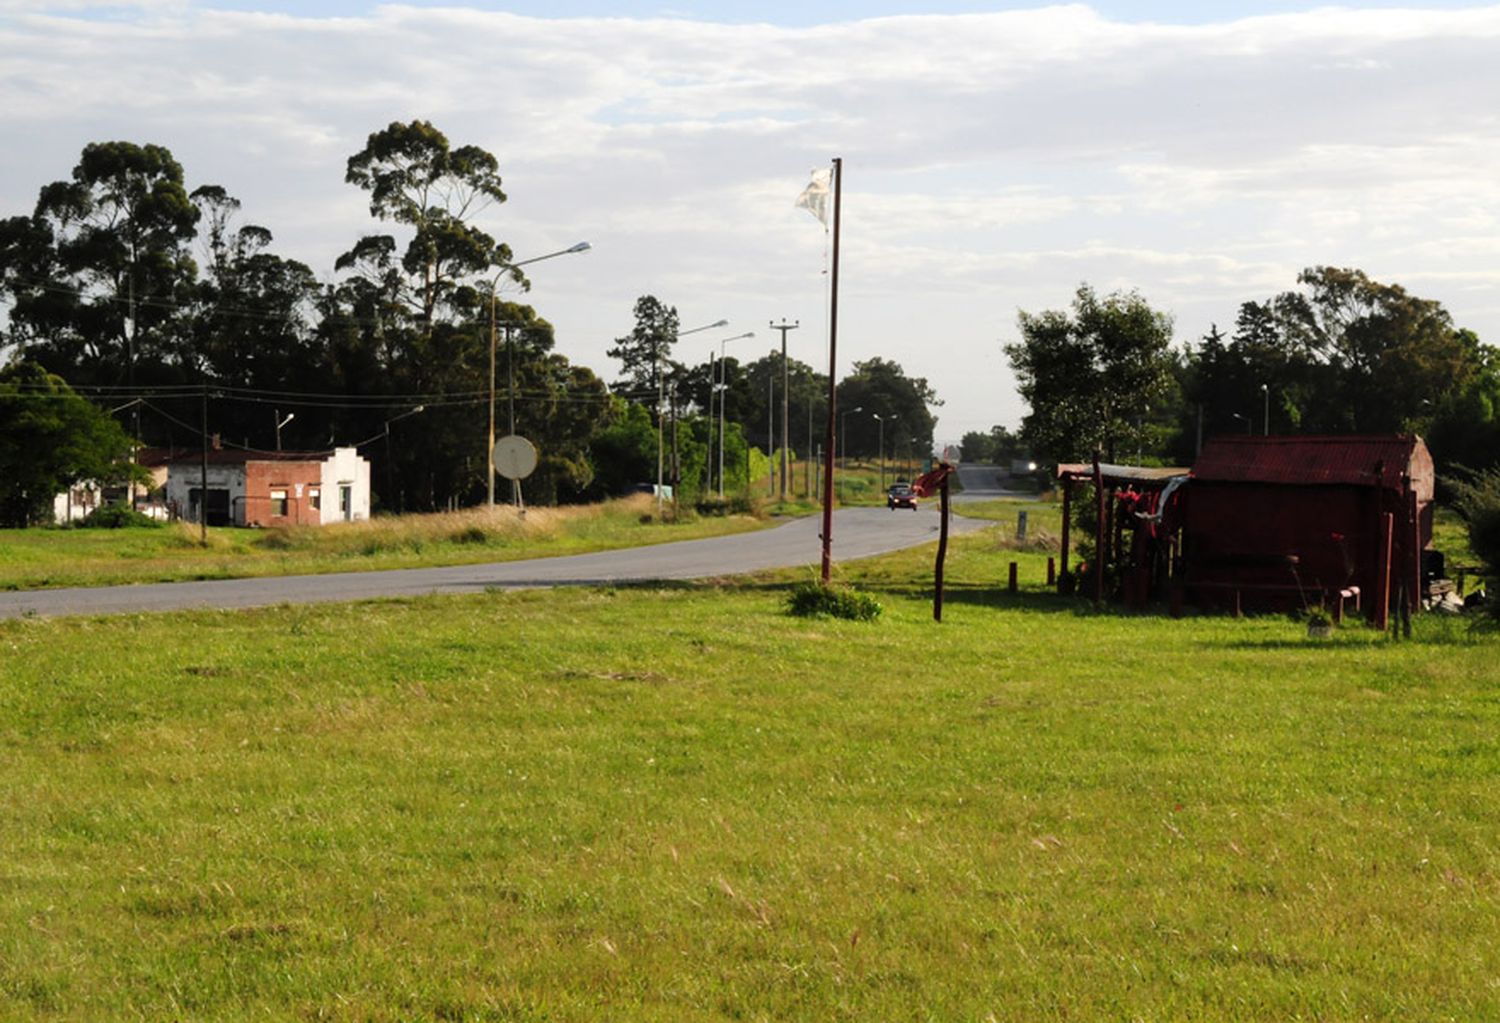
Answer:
[[0, 141, 199, 386]]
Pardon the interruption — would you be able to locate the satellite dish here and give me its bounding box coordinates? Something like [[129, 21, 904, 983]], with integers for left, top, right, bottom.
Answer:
[[492, 435, 538, 480]]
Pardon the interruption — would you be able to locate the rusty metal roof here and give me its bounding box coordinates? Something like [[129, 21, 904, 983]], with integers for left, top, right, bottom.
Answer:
[[1192, 435, 1433, 500], [1056, 462, 1190, 487]]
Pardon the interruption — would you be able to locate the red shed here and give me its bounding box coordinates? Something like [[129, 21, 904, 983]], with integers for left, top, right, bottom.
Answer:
[[1182, 435, 1433, 623]]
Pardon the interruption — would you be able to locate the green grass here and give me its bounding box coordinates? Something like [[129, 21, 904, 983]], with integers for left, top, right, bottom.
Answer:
[[0, 495, 771, 591], [1, 528, 1497, 1020]]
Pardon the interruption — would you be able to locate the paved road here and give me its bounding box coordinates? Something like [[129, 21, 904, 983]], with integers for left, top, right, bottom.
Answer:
[[953, 462, 1039, 503], [0, 507, 988, 620]]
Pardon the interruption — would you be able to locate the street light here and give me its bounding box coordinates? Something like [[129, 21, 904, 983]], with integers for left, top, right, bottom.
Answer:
[[657, 318, 729, 515], [839, 405, 864, 503], [274, 410, 295, 451], [383, 404, 425, 515], [1261, 383, 1269, 436], [840, 406, 864, 469], [711, 331, 754, 497], [872, 412, 896, 493], [1232, 412, 1251, 435], [488, 241, 591, 507]]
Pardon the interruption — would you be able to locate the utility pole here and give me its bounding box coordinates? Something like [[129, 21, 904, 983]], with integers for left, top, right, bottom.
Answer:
[[769, 319, 799, 501]]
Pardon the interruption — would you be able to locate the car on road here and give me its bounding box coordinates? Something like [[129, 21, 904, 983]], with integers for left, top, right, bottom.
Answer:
[[887, 482, 918, 510]]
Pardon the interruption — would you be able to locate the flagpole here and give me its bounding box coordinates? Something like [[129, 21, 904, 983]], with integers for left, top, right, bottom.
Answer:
[[819, 157, 842, 586]]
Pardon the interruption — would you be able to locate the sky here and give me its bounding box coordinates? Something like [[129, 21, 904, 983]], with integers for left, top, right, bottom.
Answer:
[[2, 2, 1498, 445]]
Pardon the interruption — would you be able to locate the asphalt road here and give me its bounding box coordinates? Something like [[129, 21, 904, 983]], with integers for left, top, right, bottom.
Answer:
[[0, 506, 989, 620], [953, 462, 1038, 503]]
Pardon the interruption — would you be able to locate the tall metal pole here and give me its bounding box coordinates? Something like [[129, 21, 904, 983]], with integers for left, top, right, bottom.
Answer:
[[199, 382, 209, 545], [720, 354, 732, 498], [485, 242, 591, 508], [656, 344, 665, 516], [767, 371, 775, 497], [770, 319, 799, 500], [508, 324, 522, 508], [706, 351, 716, 494], [819, 158, 843, 585], [1262, 383, 1269, 436], [488, 288, 498, 507]]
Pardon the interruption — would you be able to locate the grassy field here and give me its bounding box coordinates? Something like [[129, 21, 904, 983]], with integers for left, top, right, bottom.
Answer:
[[0, 495, 770, 591], [1, 523, 1496, 1021]]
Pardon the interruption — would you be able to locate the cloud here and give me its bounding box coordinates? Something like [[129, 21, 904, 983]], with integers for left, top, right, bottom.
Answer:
[[3, 3, 1499, 436]]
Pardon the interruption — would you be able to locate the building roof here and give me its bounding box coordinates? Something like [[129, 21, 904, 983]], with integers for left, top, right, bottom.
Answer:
[[161, 448, 331, 466], [1192, 435, 1434, 500], [1056, 462, 1191, 487]]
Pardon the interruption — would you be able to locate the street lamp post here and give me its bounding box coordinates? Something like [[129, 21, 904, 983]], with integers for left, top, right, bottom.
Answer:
[[769, 319, 799, 500], [488, 241, 591, 508], [838, 406, 863, 502], [1261, 383, 1269, 436], [872, 412, 896, 493], [383, 404, 425, 515], [712, 331, 754, 497], [274, 410, 294, 451], [656, 318, 728, 515], [1232, 412, 1251, 435]]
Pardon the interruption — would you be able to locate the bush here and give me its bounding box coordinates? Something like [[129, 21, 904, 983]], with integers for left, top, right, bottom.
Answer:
[[1450, 466, 1500, 578], [695, 494, 759, 517], [785, 581, 883, 621], [75, 504, 164, 529]]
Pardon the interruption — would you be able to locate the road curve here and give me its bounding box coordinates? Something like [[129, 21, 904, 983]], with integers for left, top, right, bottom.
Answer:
[[0, 506, 988, 620]]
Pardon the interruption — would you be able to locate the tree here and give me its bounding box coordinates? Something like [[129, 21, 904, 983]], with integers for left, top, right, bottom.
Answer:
[[834, 357, 940, 461], [0, 363, 140, 527], [341, 120, 510, 334], [1005, 284, 1176, 463], [607, 295, 679, 396], [1273, 267, 1476, 434], [1, 141, 199, 387], [1178, 268, 1485, 459]]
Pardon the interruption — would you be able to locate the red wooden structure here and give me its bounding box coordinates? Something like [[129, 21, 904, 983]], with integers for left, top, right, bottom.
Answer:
[[1180, 435, 1434, 626]]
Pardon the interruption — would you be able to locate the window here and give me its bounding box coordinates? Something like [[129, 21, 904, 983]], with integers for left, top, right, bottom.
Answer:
[[308, 487, 321, 511], [270, 488, 289, 517]]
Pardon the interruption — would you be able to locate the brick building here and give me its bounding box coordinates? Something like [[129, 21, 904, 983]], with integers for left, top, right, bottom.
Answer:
[[163, 447, 371, 527]]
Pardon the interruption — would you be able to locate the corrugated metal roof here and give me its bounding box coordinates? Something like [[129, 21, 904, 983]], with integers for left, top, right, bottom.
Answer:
[[1056, 462, 1190, 486], [1192, 435, 1433, 500]]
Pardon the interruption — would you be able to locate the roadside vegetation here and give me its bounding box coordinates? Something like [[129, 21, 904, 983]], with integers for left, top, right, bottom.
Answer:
[[1, 525, 1496, 1020], [0, 494, 770, 591]]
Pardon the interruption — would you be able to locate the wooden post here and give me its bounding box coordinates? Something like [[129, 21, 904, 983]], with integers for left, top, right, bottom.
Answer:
[[1008, 561, 1018, 593], [1047, 557, 1056, 586], [1376, 511, 1394, 632], [1408, 488, 1421, 616], [1059, 477, 1073, 585], [1092, 454, 1105, 607], [934, 473, 950, 621]]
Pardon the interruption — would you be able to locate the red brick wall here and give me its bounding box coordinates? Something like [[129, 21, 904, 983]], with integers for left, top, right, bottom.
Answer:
[[243, 461, 324, 526]]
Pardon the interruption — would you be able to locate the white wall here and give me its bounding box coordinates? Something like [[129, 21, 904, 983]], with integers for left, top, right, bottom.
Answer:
[[319, 447, 372, 523], [163, 463, 246, 524]]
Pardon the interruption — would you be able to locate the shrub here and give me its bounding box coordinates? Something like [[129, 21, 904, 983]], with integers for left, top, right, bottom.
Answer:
[[1449, 466, 1500, 578], [694, 494, 759, 517], [75, 504, 163, 529], [785, 581, 882, 621]]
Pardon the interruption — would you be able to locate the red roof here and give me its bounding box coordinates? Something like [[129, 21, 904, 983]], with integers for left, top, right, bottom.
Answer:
[[1193, 435, 1433, 501]]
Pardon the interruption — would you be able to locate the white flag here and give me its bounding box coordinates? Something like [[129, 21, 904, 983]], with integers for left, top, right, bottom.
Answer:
[[795, 167, 831, 226]]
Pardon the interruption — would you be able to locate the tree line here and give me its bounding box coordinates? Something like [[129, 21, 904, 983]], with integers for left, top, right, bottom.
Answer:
[[984, 271, 1499, 474], [0, 123, 940, 526]]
